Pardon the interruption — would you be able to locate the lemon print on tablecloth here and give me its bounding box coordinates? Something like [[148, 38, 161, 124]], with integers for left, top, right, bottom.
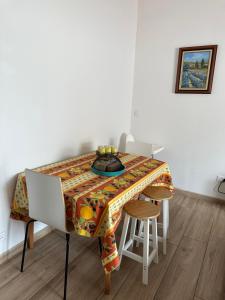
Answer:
[[124, 174, 135, 180], [80, 206, 94, 220], [82, 163, 90, 169], [91, 192, 105, 200], [78, 229, 91, 237], [58, 172, 70, 179], [104, 185, 117, 192]]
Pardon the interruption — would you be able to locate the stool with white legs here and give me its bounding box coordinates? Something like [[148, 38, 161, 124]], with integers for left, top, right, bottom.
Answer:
[[138, 186, 173, 255], [118, 200, 160, 285]]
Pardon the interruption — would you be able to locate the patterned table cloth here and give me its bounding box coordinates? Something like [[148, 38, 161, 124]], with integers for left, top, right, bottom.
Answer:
[[10, 152, 173, 273]]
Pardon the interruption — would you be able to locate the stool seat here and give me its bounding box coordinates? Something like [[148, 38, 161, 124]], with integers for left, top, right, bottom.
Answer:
[[142, 186, 173, 201], [124, 200, 160, 219]]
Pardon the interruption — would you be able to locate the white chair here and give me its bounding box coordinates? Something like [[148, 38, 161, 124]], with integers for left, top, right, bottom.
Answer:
[[118, 200, 160, 285], [125, 133, 164, 158], [21, 169, 72, 300], [125, 133, 135, 144]]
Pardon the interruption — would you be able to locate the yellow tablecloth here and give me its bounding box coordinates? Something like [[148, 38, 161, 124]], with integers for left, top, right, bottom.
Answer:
[[11, 152, 173, 272]]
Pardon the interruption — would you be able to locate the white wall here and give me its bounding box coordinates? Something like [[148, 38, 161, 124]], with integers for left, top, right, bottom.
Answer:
[[131, 0, 225, 198], [0, 0, 138, 254]]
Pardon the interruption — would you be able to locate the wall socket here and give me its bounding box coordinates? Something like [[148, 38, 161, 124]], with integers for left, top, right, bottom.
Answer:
[[0, 231, 5, 240]]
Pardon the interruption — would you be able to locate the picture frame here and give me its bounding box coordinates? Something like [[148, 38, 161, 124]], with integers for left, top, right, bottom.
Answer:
[[175, 45, 218, 94]]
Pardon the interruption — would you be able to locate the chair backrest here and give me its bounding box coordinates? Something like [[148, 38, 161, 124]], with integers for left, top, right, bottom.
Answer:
[[125, 133, 135, 144], [25, 169, 68, 233], [126, 140, 153, 157]]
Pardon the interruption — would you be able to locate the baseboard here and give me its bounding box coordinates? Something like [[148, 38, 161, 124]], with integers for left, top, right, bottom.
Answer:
[[176, 188, 225, 204], [0, 226, 52, 265]]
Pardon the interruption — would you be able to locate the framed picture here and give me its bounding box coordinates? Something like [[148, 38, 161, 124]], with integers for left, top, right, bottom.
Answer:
[[175, 45, 217, 94]]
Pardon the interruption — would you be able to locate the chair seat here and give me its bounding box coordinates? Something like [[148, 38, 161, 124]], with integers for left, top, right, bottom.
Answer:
[[142, 186, 173, 201], [124, 200, 160, 219]]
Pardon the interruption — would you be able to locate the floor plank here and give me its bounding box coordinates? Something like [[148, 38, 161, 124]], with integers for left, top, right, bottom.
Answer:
[[0, 193, 224, 300], [195, 237, 225, 300], [168, 195, 198, 246], [0, 232, 95, 300], [210, 202, 225, 240], [30, 241, 103, 300], [154, 237, 207, 300], [184, 199, 218, 242], [94, 255, 137, 300], [111, 242, 177, 300], [0, 233, 57, 289]]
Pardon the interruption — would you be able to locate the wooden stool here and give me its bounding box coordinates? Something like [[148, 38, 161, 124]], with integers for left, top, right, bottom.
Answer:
[[138, 186, 173, 255], [118, 200, 160, 285]]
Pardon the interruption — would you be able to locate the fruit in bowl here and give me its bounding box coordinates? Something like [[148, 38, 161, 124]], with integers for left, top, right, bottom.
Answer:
[[97, 145, 118, 157], [98, 146, 106, 155], [93, 145, 124, 174]]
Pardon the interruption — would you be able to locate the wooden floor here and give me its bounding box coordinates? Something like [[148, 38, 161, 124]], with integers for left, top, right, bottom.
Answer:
[[1, 191, 225, 300]]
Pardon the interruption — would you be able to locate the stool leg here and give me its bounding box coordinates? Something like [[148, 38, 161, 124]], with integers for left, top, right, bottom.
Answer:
[[118, 214, 130, 268], [136, 220, 144, 247], [130, 218, 137, 250], [163, 199, 169, 255], [143, 219, 149, 285], [152, 218, 158, 263]]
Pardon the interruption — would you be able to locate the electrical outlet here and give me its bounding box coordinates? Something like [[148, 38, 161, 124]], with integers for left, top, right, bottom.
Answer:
[[0, 231, 5, 240]]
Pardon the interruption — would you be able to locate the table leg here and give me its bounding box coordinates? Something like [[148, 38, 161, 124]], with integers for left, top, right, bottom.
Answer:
[[104, 272, 111, 295], [27, 221, 34, 249]]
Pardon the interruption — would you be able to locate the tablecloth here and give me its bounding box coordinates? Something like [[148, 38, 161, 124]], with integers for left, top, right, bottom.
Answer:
[[11, 152, 173, 272]]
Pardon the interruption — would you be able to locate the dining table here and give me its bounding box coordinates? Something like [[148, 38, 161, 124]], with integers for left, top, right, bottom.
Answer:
[[10, 151, 173, 293]]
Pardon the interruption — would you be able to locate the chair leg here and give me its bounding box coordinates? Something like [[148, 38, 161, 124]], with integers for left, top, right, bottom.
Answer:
[[98, 237, 103, 257], [152, 218, 158, 264], [64, 233, 70, 300], [163, 199, 169, 255], [118, 214, 130, 268], [20, 220, 35, 272], [143, 219, 149, 285]]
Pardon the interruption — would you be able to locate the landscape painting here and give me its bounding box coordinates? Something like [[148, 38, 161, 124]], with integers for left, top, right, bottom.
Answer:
[[175, 45, 217, 94]]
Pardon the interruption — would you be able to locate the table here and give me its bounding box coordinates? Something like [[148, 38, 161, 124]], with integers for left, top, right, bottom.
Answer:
[[11, 152, 173, 291]]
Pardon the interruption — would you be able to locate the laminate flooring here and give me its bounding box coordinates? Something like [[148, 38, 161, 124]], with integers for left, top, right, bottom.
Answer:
[[0, 191, 225, 300]]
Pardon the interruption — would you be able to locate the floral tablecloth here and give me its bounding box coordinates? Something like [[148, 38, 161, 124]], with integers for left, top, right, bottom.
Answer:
[[10, 152, 173, 273]]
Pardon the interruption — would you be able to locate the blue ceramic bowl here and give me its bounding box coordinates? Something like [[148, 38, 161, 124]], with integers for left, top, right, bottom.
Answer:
[[91, 165, 125, 177]]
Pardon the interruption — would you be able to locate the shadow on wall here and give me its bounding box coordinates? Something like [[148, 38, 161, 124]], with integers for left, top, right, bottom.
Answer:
[[78, 138, 118, 154], [59, 147, 77, 160], [109, 137, 117, 147], [4, 174, 18, 255], [60, 141, 96, 160], [118, 132, 127, 152], [172, 48, 179, 93], [78, 141, 95, 154]]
